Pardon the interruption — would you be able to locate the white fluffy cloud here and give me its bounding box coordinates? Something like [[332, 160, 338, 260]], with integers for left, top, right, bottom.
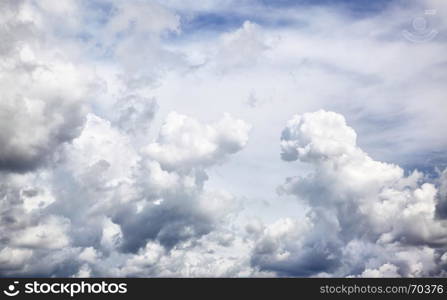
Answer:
[[0, 105, 252, 276], [249, 110, 447, 277], [144, 112, 251, 171], [0, 0, 95, 172]]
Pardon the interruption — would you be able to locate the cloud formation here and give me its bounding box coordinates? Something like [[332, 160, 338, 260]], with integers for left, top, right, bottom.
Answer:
[[250, 110, 447, 277], [0, 108, 252, 276], [0, 0, 98, 172], [145, 112, 251, 171], [1, 0, 446, 277]]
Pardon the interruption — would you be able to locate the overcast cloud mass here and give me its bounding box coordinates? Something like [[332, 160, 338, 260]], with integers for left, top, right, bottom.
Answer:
[[1, 0, 447, 277]]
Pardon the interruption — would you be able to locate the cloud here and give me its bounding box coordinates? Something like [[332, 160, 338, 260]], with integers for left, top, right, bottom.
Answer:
[[114, 95, 158, 137], [95, 0, 183, 90], [116, 112, 250, 252], [144, 112, 251, 172], [280, 110, 359, 162], [0, 170, 83, 276], [1, 0, 447, 278], [10, 216, 70, 250], [249, 110, 447, 277], [0, 105, 251, 276], [361, 263, 400, 278], [0, 0, 95, 172], [435, 169, 447, 218], [215, 21, 271, 70], [118, 231, 265, 277]]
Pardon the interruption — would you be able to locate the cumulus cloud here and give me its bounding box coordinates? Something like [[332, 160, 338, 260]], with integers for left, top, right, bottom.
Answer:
[[0, 0, 94, 172], [118, 232, 264, 277], [117, 112, 250, 252], [249, 110, 447, 277], [0, 104, 251, 276], [144, 112, 251, 171]]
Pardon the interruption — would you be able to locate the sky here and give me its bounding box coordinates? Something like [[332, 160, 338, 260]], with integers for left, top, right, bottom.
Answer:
[[0, 0, 446, 277]]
